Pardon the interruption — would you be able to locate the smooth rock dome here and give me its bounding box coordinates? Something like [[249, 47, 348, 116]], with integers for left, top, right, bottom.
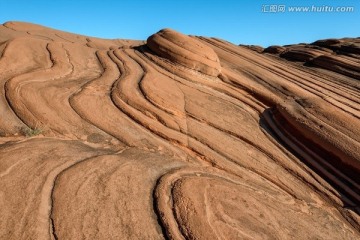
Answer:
[[147, 28, 221, 77]]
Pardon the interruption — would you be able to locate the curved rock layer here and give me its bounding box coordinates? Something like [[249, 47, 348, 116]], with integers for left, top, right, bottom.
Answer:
[[264, 38, 360, 79], [0, 22, 359, 240], [147, 28, 221, 76]]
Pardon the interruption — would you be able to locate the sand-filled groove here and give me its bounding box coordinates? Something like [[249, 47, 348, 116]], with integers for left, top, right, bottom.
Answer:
[[0, 22, 359, 239]]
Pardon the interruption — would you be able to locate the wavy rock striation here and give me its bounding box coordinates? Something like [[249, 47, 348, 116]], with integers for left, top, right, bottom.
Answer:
[[147, 28, 221, 76], [264, 38, 360, 80], [0, 22, 359, 240]]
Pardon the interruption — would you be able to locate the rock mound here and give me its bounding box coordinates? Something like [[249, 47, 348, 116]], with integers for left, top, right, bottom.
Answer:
[[262, 37, 360, 79], [147, 28, 221, 76], [263, 45, 286, 54]]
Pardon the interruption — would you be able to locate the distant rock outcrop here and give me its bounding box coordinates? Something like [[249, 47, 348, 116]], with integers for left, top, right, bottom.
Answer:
[[263, 37, 360, 80], [263, 45, 286, 54], [280, 47, 325, 62], [311, 54, 360, 79], [147, 28, 221, 76]]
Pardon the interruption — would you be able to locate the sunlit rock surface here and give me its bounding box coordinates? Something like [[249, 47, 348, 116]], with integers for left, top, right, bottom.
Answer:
[[0, 21, 359, 240]]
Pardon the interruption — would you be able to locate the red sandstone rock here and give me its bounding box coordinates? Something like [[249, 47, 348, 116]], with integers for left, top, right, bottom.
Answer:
[[0, 22, 359, 240], [147, 28, 221, 77]]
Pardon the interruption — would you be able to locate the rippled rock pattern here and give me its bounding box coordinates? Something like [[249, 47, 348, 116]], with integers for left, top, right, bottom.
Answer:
[[265, 38, 360, 80], [0, 22, 359, 239], [147, 28, 221, 76]]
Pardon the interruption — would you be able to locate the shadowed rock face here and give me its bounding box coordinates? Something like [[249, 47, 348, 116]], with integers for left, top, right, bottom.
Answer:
[[147, 28, 221, 76], [263, 45, 286, 54], [262, 38, 360, 80], [0, 21, 359, 240]]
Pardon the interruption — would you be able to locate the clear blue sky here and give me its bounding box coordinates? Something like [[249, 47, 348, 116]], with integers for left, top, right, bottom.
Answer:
[[0, 0, 359, 46]]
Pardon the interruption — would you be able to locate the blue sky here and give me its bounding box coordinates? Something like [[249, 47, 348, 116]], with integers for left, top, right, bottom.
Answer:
[[0, 0, 359, 46]]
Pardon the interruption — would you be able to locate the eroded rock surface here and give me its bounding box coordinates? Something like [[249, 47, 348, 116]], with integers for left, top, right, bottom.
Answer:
[[147, 28, 221, 76], [262, 37, 360, 80], [0, 21, 359, 240]]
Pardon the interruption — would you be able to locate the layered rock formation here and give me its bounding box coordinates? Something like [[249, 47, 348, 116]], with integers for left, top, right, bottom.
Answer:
[[264, 37, 360, 79], [147, 28, 221, 76], [0, 22, 359, 239]]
